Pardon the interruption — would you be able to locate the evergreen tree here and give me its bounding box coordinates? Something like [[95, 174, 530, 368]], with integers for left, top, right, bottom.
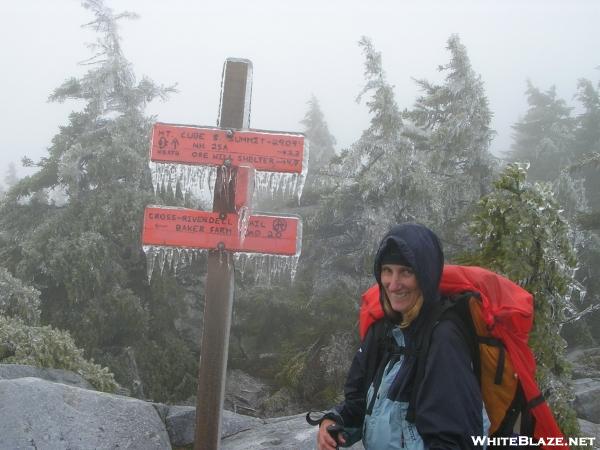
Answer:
[[324, 36, 437, 253], [406, 34, 496, 255], [510, 82, 576, 182], [228, 97, 346, 412], [568, 78, 600, 342], [0, 0, 194, 402], [509, 79, 600, 346], [464, 163, 580, 437], [299, 95, 337, 203], [4, 162, 18, 189], [241, 37, 439, 412], [573, 78, 600, 214]]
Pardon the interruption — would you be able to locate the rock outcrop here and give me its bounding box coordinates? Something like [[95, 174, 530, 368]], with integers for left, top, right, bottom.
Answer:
[[166, 405, 263, 447], [573, 378, 600, 424], [1, 361, 598, 449], [0, 377, 170, 449], [578, 419, 600, 446], [568, 348, 600, 380], [0, 363, 92, 389], [220, 414, 366, 450], [0, 364, 335, 449]]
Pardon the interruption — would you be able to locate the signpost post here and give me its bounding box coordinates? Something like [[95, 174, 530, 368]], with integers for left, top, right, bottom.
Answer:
[[141, 58, 306, 450]]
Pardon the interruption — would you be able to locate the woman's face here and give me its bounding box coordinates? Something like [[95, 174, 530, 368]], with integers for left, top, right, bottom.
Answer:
[[380, 264, 422, 314]]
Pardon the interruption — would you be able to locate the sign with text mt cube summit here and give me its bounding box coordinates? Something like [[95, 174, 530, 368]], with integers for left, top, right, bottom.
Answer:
[[151, 122, 305, 173]]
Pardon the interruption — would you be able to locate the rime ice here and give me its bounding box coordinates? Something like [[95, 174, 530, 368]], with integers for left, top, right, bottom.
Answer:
[[149, 138, 309, 204]]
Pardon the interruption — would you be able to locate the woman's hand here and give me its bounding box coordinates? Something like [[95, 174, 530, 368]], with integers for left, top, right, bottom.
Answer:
[[317, 418, 346, 449]]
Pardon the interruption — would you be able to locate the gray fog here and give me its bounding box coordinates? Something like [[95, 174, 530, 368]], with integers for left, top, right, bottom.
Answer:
[[1, 0, 598, 178]]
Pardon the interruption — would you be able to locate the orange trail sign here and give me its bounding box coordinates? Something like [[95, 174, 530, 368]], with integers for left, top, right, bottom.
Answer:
[[150, 122, 305, 173], [142, 206, 300, 256]]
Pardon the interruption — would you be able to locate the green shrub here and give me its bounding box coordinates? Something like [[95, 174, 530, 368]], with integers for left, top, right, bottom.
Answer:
[[0, 267, 41, 325], [0, 315, 117, 392]]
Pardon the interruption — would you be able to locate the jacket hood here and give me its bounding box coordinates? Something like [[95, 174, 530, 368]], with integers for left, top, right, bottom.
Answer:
[[374, 223, 444, 315]]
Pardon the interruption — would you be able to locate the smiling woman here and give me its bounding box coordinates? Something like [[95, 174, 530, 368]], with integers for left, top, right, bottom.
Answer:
[[380, 262, 422, 318], [314, 223, 487, 450]]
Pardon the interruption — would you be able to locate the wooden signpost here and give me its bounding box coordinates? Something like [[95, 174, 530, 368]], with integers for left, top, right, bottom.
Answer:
[[141, 58, 306, 450]]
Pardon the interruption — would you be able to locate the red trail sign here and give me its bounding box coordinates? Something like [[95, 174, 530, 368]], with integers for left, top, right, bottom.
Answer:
[[142, 207, 300, 256], [150, 123, 305, 173]]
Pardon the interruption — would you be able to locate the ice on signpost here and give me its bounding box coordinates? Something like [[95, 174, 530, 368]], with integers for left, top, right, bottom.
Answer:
[[237, 205, 251, 245], [148, 123, 309, 203], [143, 245, 301, 285], [144, 246, 208, 282], [142, 206, 302, 283], [150, 162, 217, 203], [144, 120, 308, 286]]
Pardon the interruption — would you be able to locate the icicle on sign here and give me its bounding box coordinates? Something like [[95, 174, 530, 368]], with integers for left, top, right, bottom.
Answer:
[[151, 123, 305, 173], [142, 206, 301, 255], [150, 123, 309, 201]]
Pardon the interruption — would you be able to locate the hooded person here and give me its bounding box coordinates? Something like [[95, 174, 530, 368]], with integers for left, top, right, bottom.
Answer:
[[315, 223, 487, 450]]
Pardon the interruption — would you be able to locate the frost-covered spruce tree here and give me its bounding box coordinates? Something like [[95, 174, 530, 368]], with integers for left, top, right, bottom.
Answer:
[[406, 34, 496, 255], [510, 82, 576, 182], [510, 79, 599, 346], [319, 36, 437, 268], [4, 163, 18, 190], [464, 163, 580, 438], [299, 95, 337, 200], [0, 0, 197, 402], [272, 38, 438, 410], [574, 78, 600, 216], [565, 78, 600, 344]]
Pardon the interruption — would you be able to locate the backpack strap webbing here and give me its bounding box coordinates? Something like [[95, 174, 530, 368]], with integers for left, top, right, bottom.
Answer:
[[477, 336, 506, 385], [520, 393, 543, 437], [492, 384, 526, 437], [363, 320, 389, 415], [492, 387, 543, 438], [365, 323, 416, 416], [526, 394, 545, 410], [405, 298, 453, 423]]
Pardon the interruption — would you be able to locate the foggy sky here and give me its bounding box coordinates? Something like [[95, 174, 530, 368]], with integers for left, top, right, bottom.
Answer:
[[2, 0, 599, 180]]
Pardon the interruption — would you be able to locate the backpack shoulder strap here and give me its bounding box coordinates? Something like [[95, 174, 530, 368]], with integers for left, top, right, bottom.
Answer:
[[405, 293, 479, 423], [363, 319, 389, 391], [445, 293, 480, 383], [363, 319, 416, 416]]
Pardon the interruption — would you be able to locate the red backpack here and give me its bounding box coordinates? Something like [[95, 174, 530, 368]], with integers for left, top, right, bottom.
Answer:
[[360, 264, 568, 449]]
